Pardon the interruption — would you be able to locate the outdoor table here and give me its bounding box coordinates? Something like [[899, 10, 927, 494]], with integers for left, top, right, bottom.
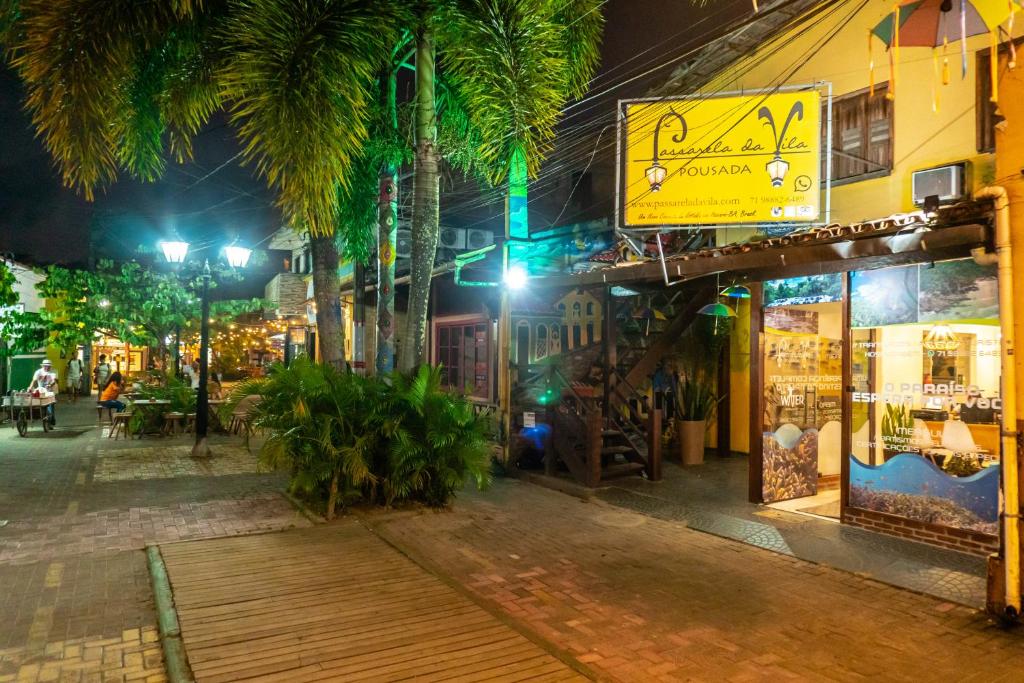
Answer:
[[130, 399, 172, 438]]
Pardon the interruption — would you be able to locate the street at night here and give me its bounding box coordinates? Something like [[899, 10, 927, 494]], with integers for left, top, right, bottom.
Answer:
[[4, 0, 1024, 681]]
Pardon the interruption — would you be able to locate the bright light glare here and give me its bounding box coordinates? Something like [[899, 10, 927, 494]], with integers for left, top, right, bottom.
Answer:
[[224, 245, 252, 269], [159, 240, 190, 264], [504, 265, 528, 290], [98, 299, 110, 308]]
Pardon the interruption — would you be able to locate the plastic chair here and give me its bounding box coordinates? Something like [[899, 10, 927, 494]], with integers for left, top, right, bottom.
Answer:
[[941, 420, 978, 454]]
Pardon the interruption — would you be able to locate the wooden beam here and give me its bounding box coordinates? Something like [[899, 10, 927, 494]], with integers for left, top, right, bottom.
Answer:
[[748, 282, 764, 504]]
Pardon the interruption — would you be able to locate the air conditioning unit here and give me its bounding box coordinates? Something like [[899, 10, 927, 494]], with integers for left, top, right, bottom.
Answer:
[[439, 226, 466, 250], [912, 163, 966, 205], [466, 229, 495, 250], [396, 229, 413, 259]]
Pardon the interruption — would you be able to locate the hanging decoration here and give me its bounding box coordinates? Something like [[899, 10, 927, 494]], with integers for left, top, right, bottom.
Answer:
[[869, 0, 1019, 103]]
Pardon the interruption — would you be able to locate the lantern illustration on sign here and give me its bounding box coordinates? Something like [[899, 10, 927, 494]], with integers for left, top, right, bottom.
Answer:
[[644, 110, 687, 192], [758, 100, 804, 188]]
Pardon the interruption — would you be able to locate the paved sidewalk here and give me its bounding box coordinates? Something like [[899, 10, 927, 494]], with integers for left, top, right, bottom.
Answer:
[[0, 398, 307, 682], [371, 479, 1024, 682]]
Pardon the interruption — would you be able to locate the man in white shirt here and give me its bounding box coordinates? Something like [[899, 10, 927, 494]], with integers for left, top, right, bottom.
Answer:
[[28, 359, 58, 424]]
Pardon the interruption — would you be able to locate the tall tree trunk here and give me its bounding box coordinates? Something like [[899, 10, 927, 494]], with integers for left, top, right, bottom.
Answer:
[[376, 68, 400, 375], [311, 234, 345, 368], [400, 27, 438, 372]]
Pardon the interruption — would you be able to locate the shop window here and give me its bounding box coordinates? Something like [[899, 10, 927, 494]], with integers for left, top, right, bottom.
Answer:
[[823, 85, 892, 183], [435, 321, 490, 399], [535, 325, 548, 360], [849, 260, 1001, 537]]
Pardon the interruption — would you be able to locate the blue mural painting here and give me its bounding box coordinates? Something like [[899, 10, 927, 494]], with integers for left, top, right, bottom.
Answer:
[[849, 454, 999, 535]]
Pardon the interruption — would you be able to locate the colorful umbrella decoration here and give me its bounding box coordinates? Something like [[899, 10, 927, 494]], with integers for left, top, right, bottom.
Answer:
[[870, 0, 1019, 106]]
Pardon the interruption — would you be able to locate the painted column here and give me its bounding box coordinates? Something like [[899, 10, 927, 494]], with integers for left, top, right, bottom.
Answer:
[[375, 170, 398, 375], [499, 149, 530, 463]]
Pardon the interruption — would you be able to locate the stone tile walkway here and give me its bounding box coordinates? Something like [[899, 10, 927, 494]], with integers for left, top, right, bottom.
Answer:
[[587, 455, 987, 606], [0, 398, 306, 682], [371, 479, 1024, 682]]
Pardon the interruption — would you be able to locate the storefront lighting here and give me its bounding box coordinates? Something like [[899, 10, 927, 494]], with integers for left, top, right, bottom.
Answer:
[[923, 324, 960, 352], [159, 240, 190, 265], [765, 154, 789, 188], [720, 285, 752, 299]]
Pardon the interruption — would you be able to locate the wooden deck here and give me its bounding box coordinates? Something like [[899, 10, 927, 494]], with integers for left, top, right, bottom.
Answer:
[[160, 521, 588, 683]]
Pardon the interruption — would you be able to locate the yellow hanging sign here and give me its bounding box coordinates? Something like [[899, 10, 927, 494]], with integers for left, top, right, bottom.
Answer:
[[621, 90, 823, 227]]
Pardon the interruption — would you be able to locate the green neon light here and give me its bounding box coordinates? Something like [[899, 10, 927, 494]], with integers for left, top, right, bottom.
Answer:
[[454, 244, 499, 287]]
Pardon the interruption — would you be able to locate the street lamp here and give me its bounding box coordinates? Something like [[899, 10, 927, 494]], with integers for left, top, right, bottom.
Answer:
[[159, 239, 251, 458], [504, 265, 528, 290]]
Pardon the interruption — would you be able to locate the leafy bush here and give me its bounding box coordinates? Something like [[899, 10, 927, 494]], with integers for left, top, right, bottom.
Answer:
[[225, 358, 491, 518], [380, 366, 492, 507], [129, 374, 196, 433]]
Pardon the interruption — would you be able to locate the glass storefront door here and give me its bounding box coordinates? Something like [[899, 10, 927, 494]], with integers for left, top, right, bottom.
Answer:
[[760, 274, 844, 517]]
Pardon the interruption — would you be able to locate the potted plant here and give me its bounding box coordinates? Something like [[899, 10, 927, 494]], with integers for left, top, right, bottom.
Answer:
[[674, 373, 717, 465]]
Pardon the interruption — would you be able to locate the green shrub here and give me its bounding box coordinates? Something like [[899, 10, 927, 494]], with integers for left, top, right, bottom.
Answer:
[[225, 359, 491, 517], [381, 365, 492, 507]]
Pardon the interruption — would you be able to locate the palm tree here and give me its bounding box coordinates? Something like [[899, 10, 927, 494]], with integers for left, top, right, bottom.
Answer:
[[2, 0, 408, 367], [397, 0, 604, 371]]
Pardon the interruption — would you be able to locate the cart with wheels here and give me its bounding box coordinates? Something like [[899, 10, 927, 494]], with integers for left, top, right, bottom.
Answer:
[[5, 391, 56, 437]]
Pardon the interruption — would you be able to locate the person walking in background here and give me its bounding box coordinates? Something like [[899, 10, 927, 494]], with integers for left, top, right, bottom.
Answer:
[[99, 371, 127, 413], [93, 354, 111, 391], [66, 355, 82, 402]]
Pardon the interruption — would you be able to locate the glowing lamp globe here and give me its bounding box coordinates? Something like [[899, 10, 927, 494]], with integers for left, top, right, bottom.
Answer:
[[224, 245, 252, 269], [504, 265, 528, 290], [159, 241, 190, 265]]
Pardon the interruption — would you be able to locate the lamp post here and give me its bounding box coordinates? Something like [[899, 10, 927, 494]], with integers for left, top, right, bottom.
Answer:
[[160, 240, 251, 458]]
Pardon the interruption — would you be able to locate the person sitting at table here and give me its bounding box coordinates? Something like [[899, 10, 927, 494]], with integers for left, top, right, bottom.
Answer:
[[99, 372, 128, 413]]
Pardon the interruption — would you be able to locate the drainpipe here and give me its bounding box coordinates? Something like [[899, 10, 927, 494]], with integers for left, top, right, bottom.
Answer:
[[975, 185, 1020, 618]]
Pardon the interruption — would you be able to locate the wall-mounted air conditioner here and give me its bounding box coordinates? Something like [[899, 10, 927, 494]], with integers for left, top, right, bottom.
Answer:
[[466, 229, 495, 250], [911, 163, 967, 205], [439, 227, 466, 250]]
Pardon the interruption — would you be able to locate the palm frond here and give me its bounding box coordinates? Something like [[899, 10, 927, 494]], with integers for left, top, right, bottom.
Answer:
[[547, 0, 604, 99], [437, 0, 566, 184], [217, 0, 408, 235]]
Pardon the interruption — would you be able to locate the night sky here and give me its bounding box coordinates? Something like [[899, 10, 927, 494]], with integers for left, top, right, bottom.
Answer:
[[0, 0, 744, 273]]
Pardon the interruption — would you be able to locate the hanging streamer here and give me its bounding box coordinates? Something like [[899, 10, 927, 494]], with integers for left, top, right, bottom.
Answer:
[[932, 48, 940, 112], [1009, 2, 1017, 70], [868, 29, 875, 96], [752, 0, 758, 11], [943, 35, 950, 85], [960, 0, 968, 78], [888, 3, 899, 101], [991, 29, 999, 103]]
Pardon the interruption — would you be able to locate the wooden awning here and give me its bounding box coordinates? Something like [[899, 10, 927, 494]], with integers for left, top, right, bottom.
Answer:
[[530, 221, 991, 290]]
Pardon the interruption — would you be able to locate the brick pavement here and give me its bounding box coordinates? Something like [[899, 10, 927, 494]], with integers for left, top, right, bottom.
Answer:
[[371, 479, 1024, 682], [0, 398, 309, 682]]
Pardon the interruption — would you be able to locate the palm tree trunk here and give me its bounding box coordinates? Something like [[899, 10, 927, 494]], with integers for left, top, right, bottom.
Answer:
[[400, 27, 438, 372], [311, 234, 345, 367], [326, 469, 339, 520]]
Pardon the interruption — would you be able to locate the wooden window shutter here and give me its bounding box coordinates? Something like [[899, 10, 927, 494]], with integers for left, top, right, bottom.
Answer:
[[977, 50, 995, 153]]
